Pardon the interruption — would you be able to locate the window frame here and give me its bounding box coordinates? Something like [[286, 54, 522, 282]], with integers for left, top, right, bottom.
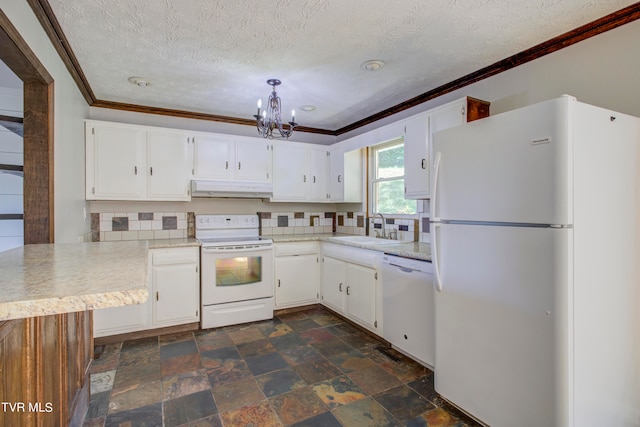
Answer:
[[368, 138, 417, 217]]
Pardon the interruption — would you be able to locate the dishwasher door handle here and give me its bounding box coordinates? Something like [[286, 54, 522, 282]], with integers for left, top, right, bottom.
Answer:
[[388, 262, 420, 273], [391, 264, 416, 274]]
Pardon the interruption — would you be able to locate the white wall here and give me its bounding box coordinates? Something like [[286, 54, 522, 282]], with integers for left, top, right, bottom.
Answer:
[[338, 19, 640, 142], [1, 0, 91, 243]]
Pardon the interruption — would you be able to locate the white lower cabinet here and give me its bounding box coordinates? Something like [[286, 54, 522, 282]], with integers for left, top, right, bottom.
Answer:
[[274, 242, 319, 309], [92, 300, 149, 338], [343, 262, 377, 331], [93, 246, 200, 338], [321, 255, 346, 312], [151, 247, 200, 327], [320, 243, 381, 335]]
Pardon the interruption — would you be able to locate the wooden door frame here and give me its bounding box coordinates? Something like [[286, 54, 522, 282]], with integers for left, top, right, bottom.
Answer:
[[0, 10, 54, 244]]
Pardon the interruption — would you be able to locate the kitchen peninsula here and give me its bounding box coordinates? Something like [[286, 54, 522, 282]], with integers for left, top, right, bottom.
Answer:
[[0, 241, 149, 426]]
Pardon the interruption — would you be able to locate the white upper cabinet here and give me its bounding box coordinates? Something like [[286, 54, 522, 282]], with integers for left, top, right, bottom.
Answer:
[[86, 122, 145, 200], [308, 146, 329, 201], [272, 142, 308, 201], [193, 134, 272, 183], [328, 146, 363, 203], [193, 134, 235, 180], [146, 130, 192, 200], [272, 141, 330, 202], [404, 97, 490, 199], [235, 137, 272, 182], [271, 141, 364, 203], [328, 146, 345, 202], [86, 96, 487, 203], [272, 142, 334, 202], [403, 113, 431, 199], [85, 120, 191, 201]]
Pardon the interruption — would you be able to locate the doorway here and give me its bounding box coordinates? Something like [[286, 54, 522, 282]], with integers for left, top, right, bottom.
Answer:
[[0, 59, 23, 251], [0, 9, 54, 244]]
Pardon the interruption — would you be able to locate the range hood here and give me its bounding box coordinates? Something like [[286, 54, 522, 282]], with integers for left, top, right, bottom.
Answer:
[[191, 180, 272, 198]]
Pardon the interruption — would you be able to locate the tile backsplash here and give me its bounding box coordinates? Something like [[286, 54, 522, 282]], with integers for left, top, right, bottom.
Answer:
[[367, 216, 419, 242], [258, 211, 336, 236], [92, 212, 190, 242], [91, 208, 432, 243], [335, 212, 367, 236]]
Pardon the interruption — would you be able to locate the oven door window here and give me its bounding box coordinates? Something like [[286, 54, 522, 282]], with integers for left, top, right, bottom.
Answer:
[[215, 256, 262, 286]]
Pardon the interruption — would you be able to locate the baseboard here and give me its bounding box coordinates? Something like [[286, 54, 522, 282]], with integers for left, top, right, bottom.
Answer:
[[94, 322, 200, 345]]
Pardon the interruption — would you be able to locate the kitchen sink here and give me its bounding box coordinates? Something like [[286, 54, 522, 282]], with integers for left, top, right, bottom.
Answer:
[[331, 235, 400, 245]]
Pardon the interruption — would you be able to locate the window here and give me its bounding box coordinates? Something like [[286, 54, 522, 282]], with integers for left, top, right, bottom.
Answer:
[[369, 138, 416, 215]]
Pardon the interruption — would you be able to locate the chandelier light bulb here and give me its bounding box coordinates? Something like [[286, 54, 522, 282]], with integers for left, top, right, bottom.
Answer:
[[257, 99, 262, 109]]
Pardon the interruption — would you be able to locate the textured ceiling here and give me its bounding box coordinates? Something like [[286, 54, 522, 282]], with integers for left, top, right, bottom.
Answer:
[[46, 0, 635, 131]]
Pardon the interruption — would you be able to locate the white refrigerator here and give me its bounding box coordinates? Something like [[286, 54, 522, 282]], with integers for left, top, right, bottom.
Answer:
[[430, 95, 640, 427]]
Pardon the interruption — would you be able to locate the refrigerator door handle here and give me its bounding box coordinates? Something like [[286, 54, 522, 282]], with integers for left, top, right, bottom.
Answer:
[[432, 223, 443, 292], [432, 151, 442, 221]]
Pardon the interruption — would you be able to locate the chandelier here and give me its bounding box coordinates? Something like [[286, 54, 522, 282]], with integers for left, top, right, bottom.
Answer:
[[254, 79, 297, 139]]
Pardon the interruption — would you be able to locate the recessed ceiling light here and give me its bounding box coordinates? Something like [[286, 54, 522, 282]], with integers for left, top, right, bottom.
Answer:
[[128, 77, 150, 87], [299, 105, 316, 112], [361, 60, 385, 71]]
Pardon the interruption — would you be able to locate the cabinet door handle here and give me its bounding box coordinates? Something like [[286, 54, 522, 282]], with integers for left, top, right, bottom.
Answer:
[[134, 166, 137, 175], [150, 166, 153, 176], [346, 285, 351, 296], [338, 174, 342, 183], [238, 162, 241, 170], [313, 176, 316, 183], [156, 291, 159, 301], [339, 283, 343, 292], [225, 161, 228, 170], [278, 279, 281, 287], [421, 159, 426, 169], [303, 175, 307, 182]]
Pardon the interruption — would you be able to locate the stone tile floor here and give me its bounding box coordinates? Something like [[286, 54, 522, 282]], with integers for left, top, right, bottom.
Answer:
[[83, 306, 481, 427]]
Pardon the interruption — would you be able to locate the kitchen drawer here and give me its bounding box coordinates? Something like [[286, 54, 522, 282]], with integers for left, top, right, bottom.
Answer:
[[275, 241, 319, 257], [322, 242, 378, 268], [152, 247, 199, 265]]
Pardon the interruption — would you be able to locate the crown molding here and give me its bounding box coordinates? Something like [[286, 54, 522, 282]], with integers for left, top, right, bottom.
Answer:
[[91, 99, 335, 136]]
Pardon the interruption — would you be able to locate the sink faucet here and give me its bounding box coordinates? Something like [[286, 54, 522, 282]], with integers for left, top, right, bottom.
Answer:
[[372, 213, 386, 238]]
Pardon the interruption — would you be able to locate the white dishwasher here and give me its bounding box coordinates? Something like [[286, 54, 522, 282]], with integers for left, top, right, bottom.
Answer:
[[380, 253, 435, 368]]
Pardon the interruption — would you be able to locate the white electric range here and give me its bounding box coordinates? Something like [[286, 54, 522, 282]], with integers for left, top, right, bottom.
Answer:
[[196, 214, 273, 328]]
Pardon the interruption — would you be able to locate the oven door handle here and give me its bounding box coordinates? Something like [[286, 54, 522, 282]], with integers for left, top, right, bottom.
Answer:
[[202, 245, 273, 254]]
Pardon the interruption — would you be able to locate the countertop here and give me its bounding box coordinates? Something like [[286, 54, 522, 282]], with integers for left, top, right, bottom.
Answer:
[[148, 238, 200, 249], [0, 241, 150, 321], [269, 233, 432, 261]]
